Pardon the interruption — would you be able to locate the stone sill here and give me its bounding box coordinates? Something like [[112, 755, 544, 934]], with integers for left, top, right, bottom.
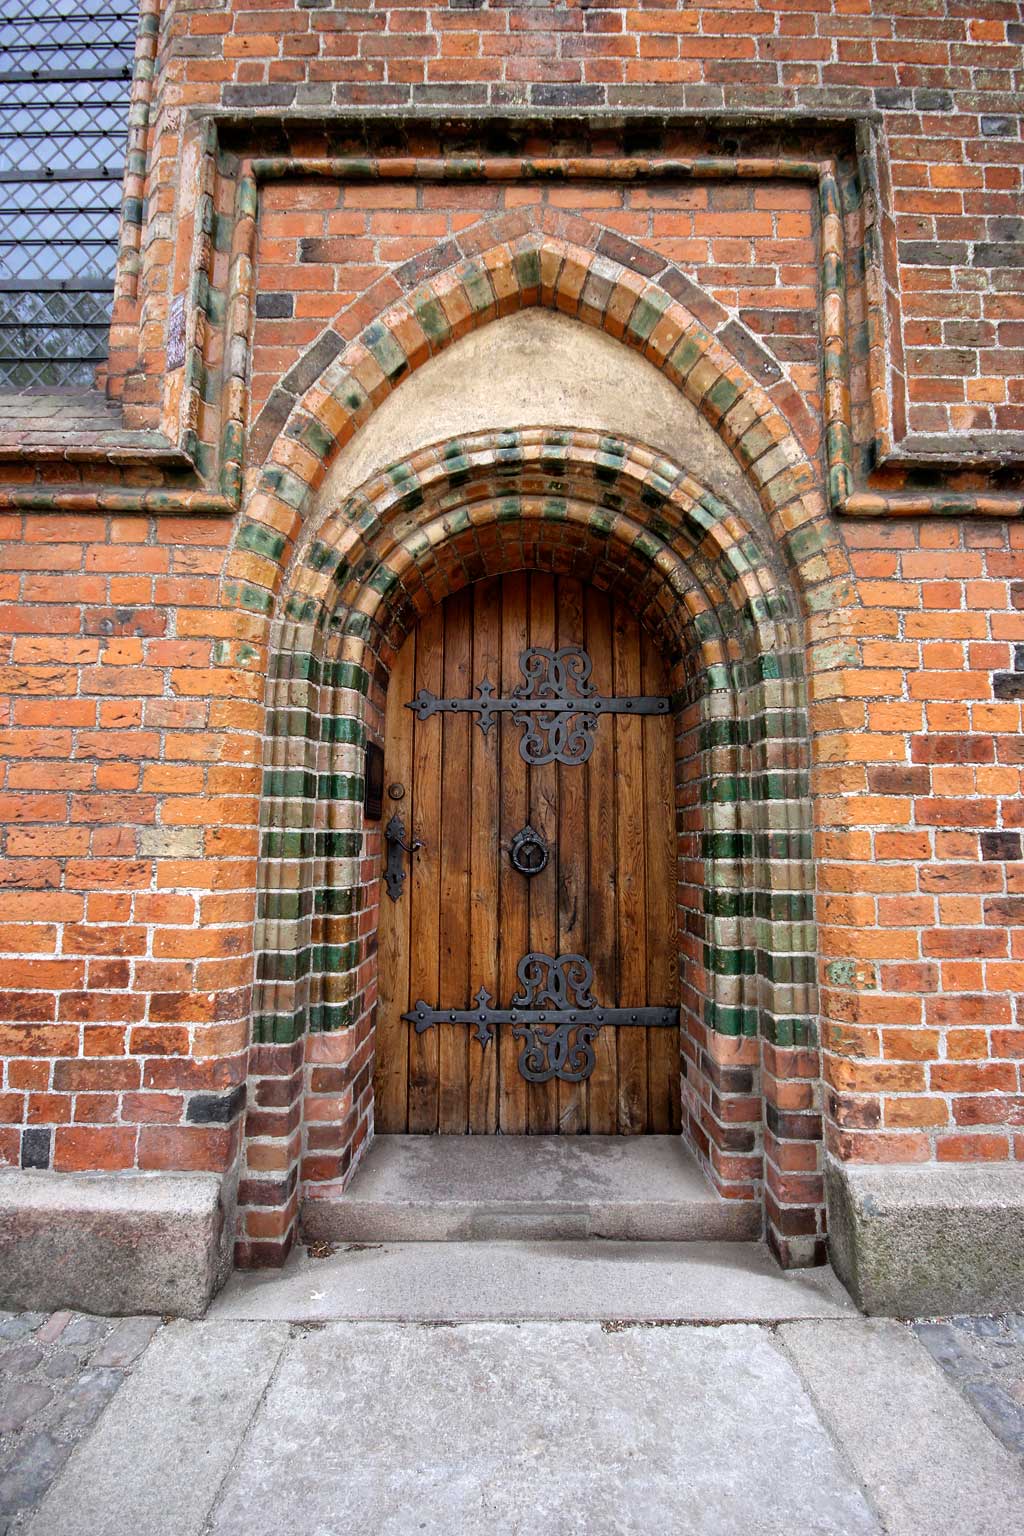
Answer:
[[0, 390, 193, 469], [878, 431, 1024, 469]]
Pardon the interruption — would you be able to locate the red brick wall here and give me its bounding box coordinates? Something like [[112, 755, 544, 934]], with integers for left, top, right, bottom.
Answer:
[[818, 516, 1024, 1164], [139, 0, 1023, 450], [0, 512, 258, 1176], [250, 177, 819, 439], [1, 1, 1023, 1250]]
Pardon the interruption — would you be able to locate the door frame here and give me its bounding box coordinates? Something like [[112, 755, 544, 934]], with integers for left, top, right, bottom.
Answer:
[[373, 571, 683, 1137], [242, 426, 824, 1270]]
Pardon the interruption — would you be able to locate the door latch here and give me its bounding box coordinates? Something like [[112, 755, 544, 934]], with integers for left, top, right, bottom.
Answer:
[[383, 813, 423, 901]]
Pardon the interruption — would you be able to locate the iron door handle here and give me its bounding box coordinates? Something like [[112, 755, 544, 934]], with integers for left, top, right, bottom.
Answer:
[[383, 813, 423, 901]]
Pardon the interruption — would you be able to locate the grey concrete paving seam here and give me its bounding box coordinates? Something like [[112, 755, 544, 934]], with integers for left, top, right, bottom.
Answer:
[[25, 1321, 290, 1536], [777, 1318, 1024, 1536], [208, 1239, 857, 1323]]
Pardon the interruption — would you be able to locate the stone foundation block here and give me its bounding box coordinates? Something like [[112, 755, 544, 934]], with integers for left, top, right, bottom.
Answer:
[[826, 1158, 1024, 1318], [0, 1170, 232, 1319]]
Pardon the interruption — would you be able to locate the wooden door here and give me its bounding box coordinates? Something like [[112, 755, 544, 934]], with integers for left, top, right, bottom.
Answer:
[[374, 573, 681, 1135]]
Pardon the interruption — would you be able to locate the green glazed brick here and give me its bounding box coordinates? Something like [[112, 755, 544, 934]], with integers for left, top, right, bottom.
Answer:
[[313, 942, 361, 974], [262, 767, 317, 800], [706, 374, 741, 419], [461, 262, 495, 316], [412, 294, 450, 346], [702, 776, 750, 805], [626, 289, 670, 343], [258, 889, 314, 922], [317, 773, 364, 802], [324, 661, 370, 694], [704, 1001, 758, 1039], [310, 1001, 360, 1034], [252, 1011, 304, 1046], [257, 946, 312, 983], [261, 464, 310, 512], [296, 414, 336, 461], [512, 246, 541, 292], [703, 888, 754, 918], [364, 321, 410, 382], [340, 611, 374, 641], [260, 828, 314, 860], [369, 564, 400, 597], [762, 1014, 818, 1049], [702, 830, 753, 860], [758, 951, 816, 985], [704, 945, 756, 977], [314, 887, 358, 916], [317, 831, 362, 859], [224, 581, 274, 615], [283, 595, 319, 623], [754, 830, 813, 861], [321, 716, 365, 745], [755, 890, 815, 922], [440, 441, 472, 484], [269, 651, 320, 683], [541, 497, 569, 522]]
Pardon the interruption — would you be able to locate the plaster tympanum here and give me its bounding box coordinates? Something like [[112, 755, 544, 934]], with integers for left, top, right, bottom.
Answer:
[[321, 309, 762, 524]]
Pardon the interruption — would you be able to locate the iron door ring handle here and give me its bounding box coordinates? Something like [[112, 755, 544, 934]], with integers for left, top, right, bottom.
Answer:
[[509, 823, 549, 878]]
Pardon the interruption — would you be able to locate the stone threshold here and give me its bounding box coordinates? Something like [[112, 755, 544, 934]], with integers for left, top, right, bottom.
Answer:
[[300, 1134, 761, 1245]]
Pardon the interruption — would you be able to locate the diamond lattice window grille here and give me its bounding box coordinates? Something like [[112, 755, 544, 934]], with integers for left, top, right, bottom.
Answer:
[[0, 5, 138, 389]]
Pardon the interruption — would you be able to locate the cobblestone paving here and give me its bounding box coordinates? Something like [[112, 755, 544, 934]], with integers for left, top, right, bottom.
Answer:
[[915, 1315, 1024, 1460], [0, 1311, 162, 1534]]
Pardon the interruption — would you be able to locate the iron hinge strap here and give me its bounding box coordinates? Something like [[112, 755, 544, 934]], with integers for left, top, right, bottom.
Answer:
[[404, 1001, 678, 1045], [407, 645, 669, 767], [401, 953, 677, 1084], [408, 689, 670, 722]]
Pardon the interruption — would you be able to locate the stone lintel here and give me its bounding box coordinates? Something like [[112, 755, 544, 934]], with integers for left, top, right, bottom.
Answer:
[[0, 1170, 233, 1320], [826, 1157, 1024, 1318]]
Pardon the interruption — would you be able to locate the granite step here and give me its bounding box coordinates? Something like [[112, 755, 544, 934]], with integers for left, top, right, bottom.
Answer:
[[299, 1134, 761, 1244]]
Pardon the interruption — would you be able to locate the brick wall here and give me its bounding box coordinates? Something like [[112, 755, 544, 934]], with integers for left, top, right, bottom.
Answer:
[[1, 0, 1023, 1264], [140, 0, 1024, 453], [818, 515, 1024, 1164], [0, 510, 257, 1176]]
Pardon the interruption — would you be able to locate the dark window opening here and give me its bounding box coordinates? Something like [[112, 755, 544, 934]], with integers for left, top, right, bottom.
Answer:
[[0, 4, 138, 389]]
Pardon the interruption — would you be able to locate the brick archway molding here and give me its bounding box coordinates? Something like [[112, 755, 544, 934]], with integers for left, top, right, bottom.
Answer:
[[229, 235, 856, 1270]]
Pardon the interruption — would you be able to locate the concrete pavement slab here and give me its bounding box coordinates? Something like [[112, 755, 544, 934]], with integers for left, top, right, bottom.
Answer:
[[25, 1320, 289, 1536], [206, 1321, 882, 1536], [209, 1239, 856, 1323], [779, 1318, 1024, 1536]]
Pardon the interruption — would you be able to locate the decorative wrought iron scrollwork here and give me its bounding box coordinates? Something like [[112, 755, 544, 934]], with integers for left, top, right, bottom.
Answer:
[[403, 950, 675, 1083], [407, 646, 669, 767], [511, 950, 596, 1011], [512, 1021, 600, 1084]]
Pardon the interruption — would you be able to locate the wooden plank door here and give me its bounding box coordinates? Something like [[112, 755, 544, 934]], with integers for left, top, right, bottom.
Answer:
[[374, 573, 681, 1135]]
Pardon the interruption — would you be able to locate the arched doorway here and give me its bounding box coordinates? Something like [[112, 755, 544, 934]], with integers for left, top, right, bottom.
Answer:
[[245, 419, 821, 1264], [234, 240, 849, 1268], [375, 572, 681, 1137]]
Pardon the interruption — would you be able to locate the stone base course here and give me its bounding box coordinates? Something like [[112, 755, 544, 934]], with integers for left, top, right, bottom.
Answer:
[[0, 1172, 231, 1321], [826, 1158, 1024, 1318]]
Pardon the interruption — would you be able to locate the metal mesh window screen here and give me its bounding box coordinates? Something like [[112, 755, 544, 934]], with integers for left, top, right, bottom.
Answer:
[[0, 4, 138, 389]]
